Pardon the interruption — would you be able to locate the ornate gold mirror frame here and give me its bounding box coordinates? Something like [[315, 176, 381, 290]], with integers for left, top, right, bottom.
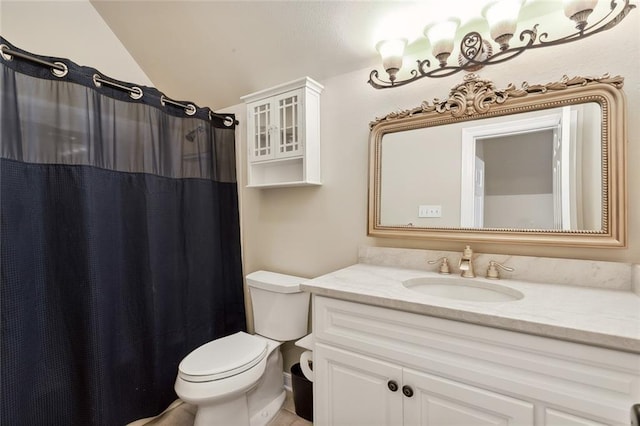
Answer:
[[368, 74, 627, 247]]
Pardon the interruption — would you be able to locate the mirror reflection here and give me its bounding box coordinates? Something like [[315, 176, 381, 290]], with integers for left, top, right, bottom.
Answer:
[[369, 74, 626, 247], [380, 103, 602, 231]]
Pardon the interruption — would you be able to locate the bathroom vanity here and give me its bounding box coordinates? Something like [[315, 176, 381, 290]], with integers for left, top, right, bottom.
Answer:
[[300, 72, 638, 424], [301, 252, 640, 426]]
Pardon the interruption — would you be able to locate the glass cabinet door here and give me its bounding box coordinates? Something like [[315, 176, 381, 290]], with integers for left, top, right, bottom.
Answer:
[[276, 91, 302, 158], [248, 89, 303, 162], [250, 101, 273, 161]]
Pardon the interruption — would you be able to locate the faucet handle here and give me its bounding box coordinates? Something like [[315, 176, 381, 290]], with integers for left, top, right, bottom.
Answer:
[[428, 257, 451, 274], [486, 260, 514, 280]]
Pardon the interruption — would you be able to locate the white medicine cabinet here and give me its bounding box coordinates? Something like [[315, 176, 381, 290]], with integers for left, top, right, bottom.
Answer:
[[241, 76, 323, 188]]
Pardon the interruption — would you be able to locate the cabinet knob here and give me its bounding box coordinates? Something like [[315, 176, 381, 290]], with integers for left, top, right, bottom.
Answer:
[[402, 385, 414, 397], [387, 380, 399, 392]]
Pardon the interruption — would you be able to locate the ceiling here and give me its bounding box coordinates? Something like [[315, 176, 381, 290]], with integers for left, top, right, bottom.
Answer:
[[90, 0, 562, 111], [90, 0, 406, 110]]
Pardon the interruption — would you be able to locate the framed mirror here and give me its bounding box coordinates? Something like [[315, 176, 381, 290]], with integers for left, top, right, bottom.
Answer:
[[368, 74, 627, 247]]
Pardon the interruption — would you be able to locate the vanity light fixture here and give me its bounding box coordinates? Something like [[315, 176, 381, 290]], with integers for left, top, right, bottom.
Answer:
[[375, 38, 408, 83], [368, 0, 635, 89]]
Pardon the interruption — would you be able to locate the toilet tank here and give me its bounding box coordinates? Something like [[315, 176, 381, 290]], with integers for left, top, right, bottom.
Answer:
[[246, 271, 310, 341]]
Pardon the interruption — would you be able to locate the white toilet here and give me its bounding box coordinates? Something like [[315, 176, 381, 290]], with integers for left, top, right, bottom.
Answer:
[[174, 271, 310, 426]]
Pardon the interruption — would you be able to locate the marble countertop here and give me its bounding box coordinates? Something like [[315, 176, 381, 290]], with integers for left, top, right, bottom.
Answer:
[[301, 263, 640, 353]]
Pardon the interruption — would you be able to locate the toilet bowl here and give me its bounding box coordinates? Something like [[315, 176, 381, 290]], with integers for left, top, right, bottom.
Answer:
[[175, 271, 310, 426]]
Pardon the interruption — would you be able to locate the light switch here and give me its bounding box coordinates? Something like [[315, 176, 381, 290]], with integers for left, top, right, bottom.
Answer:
[[418, 205, 442, 218]]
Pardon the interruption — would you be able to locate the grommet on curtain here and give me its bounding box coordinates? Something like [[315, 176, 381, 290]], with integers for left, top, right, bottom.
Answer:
[[129, 87, 143, 100], [92, 74, 102, 88], [0, 44, 13, 61], [209, 111, 237, 127], [161, 95, 199, 116], [185, 104, 197, 116], [51, 62, 68, 78]]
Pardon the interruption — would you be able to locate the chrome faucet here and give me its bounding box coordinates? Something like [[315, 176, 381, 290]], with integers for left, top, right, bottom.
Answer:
[[458, 245, 475, 278]]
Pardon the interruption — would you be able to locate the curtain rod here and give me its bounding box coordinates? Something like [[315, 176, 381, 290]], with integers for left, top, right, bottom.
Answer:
[[0, 44, 238, 127]]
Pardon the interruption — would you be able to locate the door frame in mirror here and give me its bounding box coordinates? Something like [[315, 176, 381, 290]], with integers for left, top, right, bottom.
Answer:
[[459, 112, 565, 228], [368, 74, 627, 247]]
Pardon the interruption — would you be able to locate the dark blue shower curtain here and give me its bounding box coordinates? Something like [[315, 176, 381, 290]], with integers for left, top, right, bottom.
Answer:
[[0, 37, 246, 425]]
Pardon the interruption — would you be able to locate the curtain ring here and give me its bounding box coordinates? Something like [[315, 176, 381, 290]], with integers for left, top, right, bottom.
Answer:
[[92, 74, 102, 87], [51, 62, 68, 78], [0, 44, 13, 61], [160, 95, 167, 106], [185, 104, 197, 116], [209, 110, 236, 127], [129, 87, 143, 100]]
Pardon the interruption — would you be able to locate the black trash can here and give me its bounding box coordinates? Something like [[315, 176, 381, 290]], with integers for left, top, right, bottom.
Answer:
[[290, 362, 313, 422]]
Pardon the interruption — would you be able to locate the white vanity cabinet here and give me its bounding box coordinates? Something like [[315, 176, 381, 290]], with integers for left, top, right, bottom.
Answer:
[[312, 296, 640, 426], [315, 343, 533, 425], [241, 76, 323, 188], [315, 343, 403, 425]]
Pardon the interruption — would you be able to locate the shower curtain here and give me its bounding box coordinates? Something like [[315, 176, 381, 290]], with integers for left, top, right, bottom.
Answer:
[[0, 37, 246, 425]]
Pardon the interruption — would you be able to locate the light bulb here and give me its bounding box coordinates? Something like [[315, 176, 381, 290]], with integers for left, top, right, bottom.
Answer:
[[376, 39, 407, 83], [563, 0, 598, 31], [424, 18, 461, 67], [482, 0, 524, 51]]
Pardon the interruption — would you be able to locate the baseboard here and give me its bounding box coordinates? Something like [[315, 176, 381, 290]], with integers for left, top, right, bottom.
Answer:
[[283, 371, 292, 391]]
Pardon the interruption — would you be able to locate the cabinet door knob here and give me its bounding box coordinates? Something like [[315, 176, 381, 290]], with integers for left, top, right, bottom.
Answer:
[[402, 385, 414, 397], [387, 380, 399, 392]]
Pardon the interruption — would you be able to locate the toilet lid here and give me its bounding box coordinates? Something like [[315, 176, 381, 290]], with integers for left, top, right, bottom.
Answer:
[[178, 332, 268, 382]]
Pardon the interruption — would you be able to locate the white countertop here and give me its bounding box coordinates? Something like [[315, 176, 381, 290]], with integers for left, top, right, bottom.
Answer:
[[301, 263, 640, 353]]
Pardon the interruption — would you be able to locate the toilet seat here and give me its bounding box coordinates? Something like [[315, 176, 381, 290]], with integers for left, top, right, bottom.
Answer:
[[178, 332, 268, 383]]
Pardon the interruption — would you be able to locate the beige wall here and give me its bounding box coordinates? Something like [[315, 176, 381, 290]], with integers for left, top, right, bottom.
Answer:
[[239, 13, 640, 287], [0, 0, 153, 87], [485, 194, 555, 229], [381, 126, 462, 227], [237, 16, 639, 369]]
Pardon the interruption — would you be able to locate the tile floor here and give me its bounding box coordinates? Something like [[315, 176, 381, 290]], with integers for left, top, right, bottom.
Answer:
[[128, 391, 311, 426], [269, 392, 313, 426]]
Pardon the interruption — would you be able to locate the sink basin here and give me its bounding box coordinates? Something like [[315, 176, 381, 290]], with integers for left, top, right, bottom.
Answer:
[[402, 277, 524, 302]]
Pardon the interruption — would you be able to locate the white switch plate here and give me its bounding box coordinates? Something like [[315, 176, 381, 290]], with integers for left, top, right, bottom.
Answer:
[[418, 205, 442, 218]]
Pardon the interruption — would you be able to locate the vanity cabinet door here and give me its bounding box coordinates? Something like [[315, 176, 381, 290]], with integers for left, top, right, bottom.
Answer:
[[403, 367, 535, 426], [314, 343, 403, 426], [544, 408, 610, 426]]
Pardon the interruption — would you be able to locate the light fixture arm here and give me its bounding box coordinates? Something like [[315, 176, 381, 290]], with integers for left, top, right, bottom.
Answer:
[[368, 0, 635, 90]]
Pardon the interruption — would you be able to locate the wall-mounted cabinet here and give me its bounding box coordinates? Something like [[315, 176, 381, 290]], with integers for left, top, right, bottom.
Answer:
[[241, 76, 323, 188]]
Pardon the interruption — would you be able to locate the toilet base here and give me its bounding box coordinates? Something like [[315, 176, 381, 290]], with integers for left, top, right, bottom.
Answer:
[[249, 390, 285, 426], [194, 394, 249, 426]]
